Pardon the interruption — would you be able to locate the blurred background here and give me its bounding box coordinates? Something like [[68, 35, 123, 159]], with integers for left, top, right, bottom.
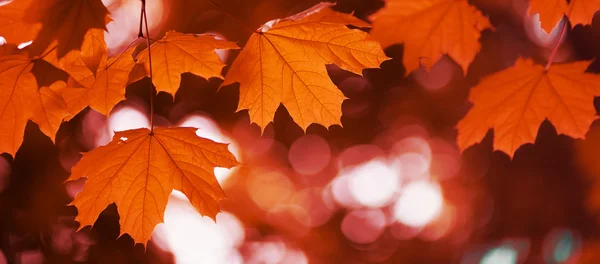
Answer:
[[3, 0, 600, 263]]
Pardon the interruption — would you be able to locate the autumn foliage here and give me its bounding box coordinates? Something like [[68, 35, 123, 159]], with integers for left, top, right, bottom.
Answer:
[[2, 0, 600, 258], [370, 0, 492, 74], [67, 127, 238, 245], [223, 4, 388, 130]]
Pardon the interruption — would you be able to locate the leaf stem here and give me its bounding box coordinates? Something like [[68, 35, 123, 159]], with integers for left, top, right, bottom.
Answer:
[[545, 21, 568, 71], [140, 0, 155, 133], [204, 0, 257, 33], [105, 36, 140, 69], [37, 45, 57, 60], [138, 3, 144, 38]]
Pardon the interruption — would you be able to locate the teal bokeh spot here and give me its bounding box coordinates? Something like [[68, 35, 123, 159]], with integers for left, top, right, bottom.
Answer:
[[553, 231, 573, 263], [480, 245, 517, 264]]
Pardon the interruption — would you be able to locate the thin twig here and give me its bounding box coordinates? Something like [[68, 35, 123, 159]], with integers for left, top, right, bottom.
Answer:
[[105, 36, 140, 69], [138, 3, 144, 38], [37, 45, 57, 60], [205, 0, 257, 33], [544, 21, 569, 71], [143, 37, 160, 43], [141, 0, 155, 132]]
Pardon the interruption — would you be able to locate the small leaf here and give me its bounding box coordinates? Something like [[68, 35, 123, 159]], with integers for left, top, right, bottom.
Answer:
[[80, 28, 107, 75], [529, 0, 600, 33], [568, 0, 600, 28], [58, 46, 138, 118], [40, 28, 108, 80], [24, 0, 111, 58], [30, 81, 71, 142], [136, 31, 240, 96]]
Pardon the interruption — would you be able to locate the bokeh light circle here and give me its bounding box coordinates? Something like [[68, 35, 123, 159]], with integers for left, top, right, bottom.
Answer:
[[341, 208, 386, 244], [347, 160, 400, 208], [247, 170, 295, 210], [289, 135, 331, 175], [393, 181, 443, 227]]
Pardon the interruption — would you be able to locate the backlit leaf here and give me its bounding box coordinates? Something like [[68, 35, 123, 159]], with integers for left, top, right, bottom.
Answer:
[[0, 0, 40, 44], [41, 28, 108, 78], [369, 0, 492, 74], [136, 31, 240, 96], [67, 127, 239, 245], [80, 28, 107, 75], [30, 81, 71, 142], [529, 0, 600, 33], [57, 46, 138, 118], [0, 54, 38, 156], [24, 0, 111, 59], [456, 58, 600, 158], [222, 3, 389, 131]]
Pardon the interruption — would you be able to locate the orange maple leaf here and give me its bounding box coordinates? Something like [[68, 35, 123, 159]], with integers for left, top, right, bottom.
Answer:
[[24, 0, 111, 59], [0, 51, 83, 155], [0, 0, 40, 45], [30, 81, 72, 142], [529, 0, 600, 33], [136, 31, 240, 96], [0, 54, 38, 156], [369, 0, 492, 75], [0, 43, 101, 156], [80, 28, 107, 75], [456, 58, 600, 158], [38, 29, 135, 118], [56, 45, 138, 118], [67, 127, 239, 245], [41, 28, 109, 76], [222, 3, 389, 131]]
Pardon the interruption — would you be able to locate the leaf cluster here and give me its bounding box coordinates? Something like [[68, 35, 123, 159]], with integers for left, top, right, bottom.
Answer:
[[2, 0, 600, 246]]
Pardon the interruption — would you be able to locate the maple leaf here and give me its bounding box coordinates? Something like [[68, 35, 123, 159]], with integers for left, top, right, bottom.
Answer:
[[456, 58, 600, 158], [222, 3, 389, 130], [0, 54, 38, 156], [67, 127, 239, 245], [0, 46, 95, 156], [41, 27, 109, 76], [369, 0, 492, 74], [57, 45, 138, 118], [30, 81, 71, 142], [0, 0, 40, 45], [38, 29, 135, 119], [24, 0, 111, 59], [530, 0, 600, 33], [135, 31, 240, 96], [80, 28, 107, 75]]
